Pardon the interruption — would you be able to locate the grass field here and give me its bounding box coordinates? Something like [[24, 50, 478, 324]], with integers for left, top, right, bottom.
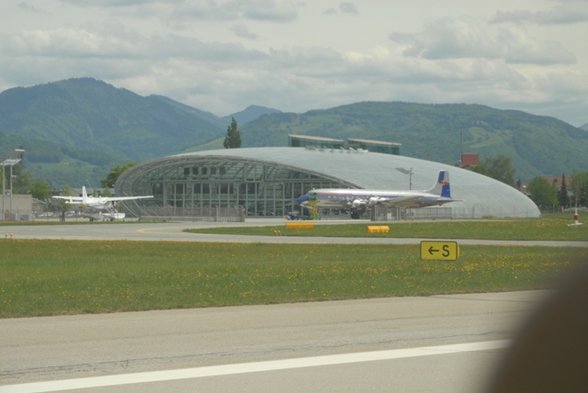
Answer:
[[1, 238, 586, 318], [185, 214, 588, 241]]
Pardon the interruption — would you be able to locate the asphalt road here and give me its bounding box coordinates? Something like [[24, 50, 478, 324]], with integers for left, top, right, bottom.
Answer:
[[0, 292, 545, 393], [2, 218, 588, 247]]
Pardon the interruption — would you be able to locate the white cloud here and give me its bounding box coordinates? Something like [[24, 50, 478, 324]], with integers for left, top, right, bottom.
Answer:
[[0, 25, 270, 63], [58, 0, 176, 7], [321, 2, 358, 16], [492, 2, 588, 25], [322, 7, 337, 16], [0, 0, 586, 125], [168, 0, 297, 24], [243, 0, 298, 21], [17, 2, 46, 13], [0, 28, 139, 58], [390, 17, 576, 65], [231, 24, 258, 40], [339, 2, 358, 15]]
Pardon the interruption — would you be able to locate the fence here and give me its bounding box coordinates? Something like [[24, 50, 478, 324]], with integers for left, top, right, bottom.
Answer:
[[1, 208, 35, 221], [136, 205, 246, 222], [1, 194, 34, 221], [370, 205, 539, 221], [371, 207, 453, 221]]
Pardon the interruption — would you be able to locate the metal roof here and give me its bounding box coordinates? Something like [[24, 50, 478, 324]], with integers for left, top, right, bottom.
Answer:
[[347, 138, 401, 147], [167, 147, 539, 218], [288, 134, 344, 143]]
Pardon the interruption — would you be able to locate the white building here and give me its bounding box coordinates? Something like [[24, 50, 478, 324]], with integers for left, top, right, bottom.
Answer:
[[116, 147, 540, 220]]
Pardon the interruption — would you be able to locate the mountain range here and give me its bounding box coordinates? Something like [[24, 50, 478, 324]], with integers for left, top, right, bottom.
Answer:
[[0, 77, 586, 187]]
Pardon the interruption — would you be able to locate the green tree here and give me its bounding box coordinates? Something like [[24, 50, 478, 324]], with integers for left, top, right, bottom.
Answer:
[[101, 163, 137, 188], [29, 180, 52, 200], [527, 176, 558, 209], [51, 186, 74, 222], [571, 171, 588, 207], [473, 154, 516, 186], [223, 117, 241, 149]]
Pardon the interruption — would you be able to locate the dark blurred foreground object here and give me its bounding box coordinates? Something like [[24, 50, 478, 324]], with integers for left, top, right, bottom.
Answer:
[[486, 264, 588, 393]]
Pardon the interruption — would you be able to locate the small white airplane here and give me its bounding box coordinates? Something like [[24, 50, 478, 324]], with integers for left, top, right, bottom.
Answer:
[[297, 170, 456, 218], [52, 186, 153, 221]]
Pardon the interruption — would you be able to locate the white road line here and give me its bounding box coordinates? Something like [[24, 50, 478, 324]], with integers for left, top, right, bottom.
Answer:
[[0, 340, 509, 393]]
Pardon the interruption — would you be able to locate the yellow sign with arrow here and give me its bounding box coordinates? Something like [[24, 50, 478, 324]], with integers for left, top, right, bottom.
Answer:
[[420, 241, 460, 261]]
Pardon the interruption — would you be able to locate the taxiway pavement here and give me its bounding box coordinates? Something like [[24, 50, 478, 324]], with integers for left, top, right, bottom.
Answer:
[[2, 219, 587, 247], [0, 292, 545, 393]]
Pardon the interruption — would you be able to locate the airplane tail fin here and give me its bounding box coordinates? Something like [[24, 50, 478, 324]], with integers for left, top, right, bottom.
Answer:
[[82, 186, 88, 204], [427, 170, 451, 198]]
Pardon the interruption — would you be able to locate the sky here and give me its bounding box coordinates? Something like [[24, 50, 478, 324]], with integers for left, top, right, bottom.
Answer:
[[0, 0, 587, 126]]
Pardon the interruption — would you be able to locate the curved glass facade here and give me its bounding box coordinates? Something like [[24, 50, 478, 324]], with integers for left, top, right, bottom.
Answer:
[[116, 147, 540, 220], [116, 155, 355, 219]]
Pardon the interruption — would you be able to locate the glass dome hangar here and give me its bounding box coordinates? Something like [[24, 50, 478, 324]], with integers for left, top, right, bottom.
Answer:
[[115, 147, 540, 219]]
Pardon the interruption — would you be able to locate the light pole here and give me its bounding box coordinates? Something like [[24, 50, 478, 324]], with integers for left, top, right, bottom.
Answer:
[[1, 148, 25, 221], [396, 167, 413, 190]]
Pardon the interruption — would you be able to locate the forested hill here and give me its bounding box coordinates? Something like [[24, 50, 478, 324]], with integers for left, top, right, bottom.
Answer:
[[0, 78, 229, 186], [0, 78, 284, 186], [0, 78, 224, 160], [1, 78, 586, 186], [240, 102, 588, 180]]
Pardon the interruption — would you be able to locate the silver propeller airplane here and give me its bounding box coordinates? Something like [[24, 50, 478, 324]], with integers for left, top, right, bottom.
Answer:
[[297, 170, 456, 218]]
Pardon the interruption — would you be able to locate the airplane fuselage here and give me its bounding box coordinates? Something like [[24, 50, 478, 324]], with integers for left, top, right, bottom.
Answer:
[[306, 189, 454, 209], [52, 186, 153, 221], [297, 170, 456, 217], [80, 198, 115, 210]]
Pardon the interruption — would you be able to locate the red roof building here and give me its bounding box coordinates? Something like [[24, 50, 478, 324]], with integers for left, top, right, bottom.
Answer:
[[459, 153, 479, 168]]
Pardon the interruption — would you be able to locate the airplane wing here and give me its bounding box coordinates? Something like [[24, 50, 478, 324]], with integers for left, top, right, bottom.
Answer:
[[52, 195, 153, 203], [371, 195, 420, 208], [375, 195, 456, 208], [102, 195, 153, 202], [51, 196, 84, 204]]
